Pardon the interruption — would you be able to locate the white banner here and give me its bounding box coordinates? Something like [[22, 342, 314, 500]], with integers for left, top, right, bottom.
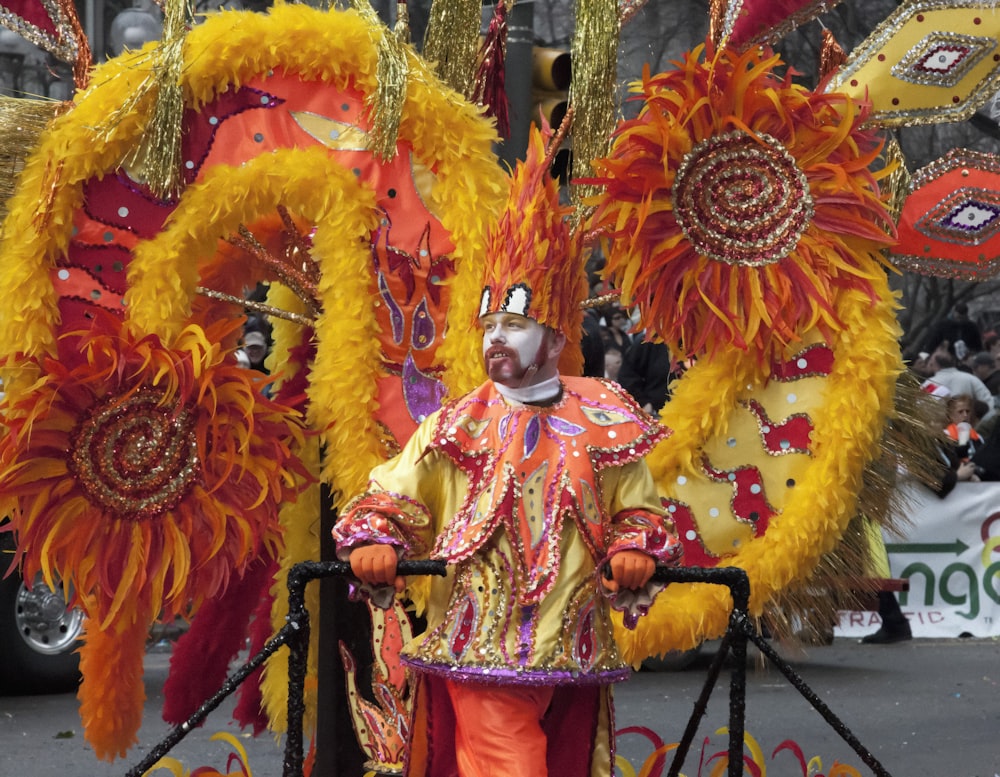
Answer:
[[836, 481, 1000, 638]]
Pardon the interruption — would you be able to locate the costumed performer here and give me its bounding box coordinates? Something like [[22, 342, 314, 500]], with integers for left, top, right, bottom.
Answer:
[[332, 124, 682, 777]]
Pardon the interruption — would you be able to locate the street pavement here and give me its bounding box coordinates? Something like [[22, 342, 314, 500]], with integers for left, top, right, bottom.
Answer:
[[1, 636, 999, 777]]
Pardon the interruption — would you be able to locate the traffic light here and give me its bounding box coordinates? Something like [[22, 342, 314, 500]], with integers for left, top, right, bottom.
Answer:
[[532, 46, 571, 131], [532, 46, 571, 182]]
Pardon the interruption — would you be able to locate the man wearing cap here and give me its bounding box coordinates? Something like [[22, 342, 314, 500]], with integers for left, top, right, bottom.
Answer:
[[332, 125, 681, 777], [241, 329, 270, 374]]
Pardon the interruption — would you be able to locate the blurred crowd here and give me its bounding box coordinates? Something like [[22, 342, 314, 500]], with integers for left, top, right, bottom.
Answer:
[[911, 302, 1000, 485], [582, 277, 685, 415]]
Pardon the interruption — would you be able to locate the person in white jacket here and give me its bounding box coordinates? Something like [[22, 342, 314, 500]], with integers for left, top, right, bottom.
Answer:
[[921, 350, 995, 419]]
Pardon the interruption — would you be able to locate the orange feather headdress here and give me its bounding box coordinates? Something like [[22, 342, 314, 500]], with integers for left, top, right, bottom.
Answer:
[[478, 122, 587, 346]]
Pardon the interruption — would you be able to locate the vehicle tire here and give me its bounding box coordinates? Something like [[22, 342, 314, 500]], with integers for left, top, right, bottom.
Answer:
[[0, 562, 84, 695]]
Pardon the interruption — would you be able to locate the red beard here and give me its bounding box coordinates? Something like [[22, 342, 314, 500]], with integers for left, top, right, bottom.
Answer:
[[484, 343, 530, 385]]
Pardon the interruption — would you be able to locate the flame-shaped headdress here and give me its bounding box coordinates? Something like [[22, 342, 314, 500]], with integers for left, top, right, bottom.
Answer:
[[478, 123, 586, 341]]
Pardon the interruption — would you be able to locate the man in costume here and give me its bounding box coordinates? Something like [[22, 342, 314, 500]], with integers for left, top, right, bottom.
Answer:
[[332, 125, 681, 777]]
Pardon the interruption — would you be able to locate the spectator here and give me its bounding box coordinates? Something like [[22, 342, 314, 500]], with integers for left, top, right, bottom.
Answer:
[[955, 339, 974, 372], [985, 331, 1000, 360], [604, 344, 624, 382], [242, 329, 270, 374], [943, 394, 982, 461], [580, 307, 606, 378], [238, 317, 274, 397], [927, 397, 983, 493], [971, 351, 1000, 395], [603, 306, 634, 356], [909, 351, 934, 380], [618, 340, 674, 414], [969, 405, 1000, 481], [921, 302, 983, 356], [921, 350, 994, 412]]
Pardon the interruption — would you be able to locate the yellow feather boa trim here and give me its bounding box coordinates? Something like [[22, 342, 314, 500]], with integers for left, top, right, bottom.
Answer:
[[261, 443, 323, 737], [0, 2, 506, 748], [0, 2, 503, 407], [616, 273, 903, 659], [123, 146, 380, 498]]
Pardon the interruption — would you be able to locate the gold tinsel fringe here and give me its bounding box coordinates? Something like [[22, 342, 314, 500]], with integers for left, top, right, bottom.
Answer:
[[570, 0, 620, 210], [58, 0, 93, 89], [708, 0, 739, 48], [0, 97, 63, 226], [374, 3, 410, 160], [819, 27, 847, 81], [354, 0, 409, 160], [881, 135, 911, 225], [762, 514, 878, 645], [764, 371, 948, 645], [422, 0, 481, 99], [118, 0, 189, 200], [393, 0, 410, 40]]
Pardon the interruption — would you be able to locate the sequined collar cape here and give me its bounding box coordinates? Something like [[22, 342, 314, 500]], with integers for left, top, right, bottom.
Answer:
[[425, 376, 668, 603]]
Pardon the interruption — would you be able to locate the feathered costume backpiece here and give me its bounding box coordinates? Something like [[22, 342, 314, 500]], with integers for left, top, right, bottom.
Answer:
[[0, 0, 983, 769], [0, 2, 506, 762], [585, 43, 903, 657]]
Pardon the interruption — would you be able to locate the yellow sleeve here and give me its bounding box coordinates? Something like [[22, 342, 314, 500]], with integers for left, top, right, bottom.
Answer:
[[603, 459, 681, 563], [332, 410, 466, 558]]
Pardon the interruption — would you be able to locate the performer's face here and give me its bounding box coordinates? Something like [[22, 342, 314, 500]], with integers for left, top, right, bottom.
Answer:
[[481, 312, 561, 387]]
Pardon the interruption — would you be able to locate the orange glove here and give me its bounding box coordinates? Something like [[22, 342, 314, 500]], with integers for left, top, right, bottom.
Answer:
[[602, 549, 655, 592], [350, 544, 405, 592]]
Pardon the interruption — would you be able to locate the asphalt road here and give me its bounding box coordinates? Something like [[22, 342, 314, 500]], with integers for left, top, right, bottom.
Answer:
[[2, 636, 999, 777]]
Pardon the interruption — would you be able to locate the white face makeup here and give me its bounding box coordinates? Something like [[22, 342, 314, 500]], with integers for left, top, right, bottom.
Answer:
[[481, 312, 549, 387]]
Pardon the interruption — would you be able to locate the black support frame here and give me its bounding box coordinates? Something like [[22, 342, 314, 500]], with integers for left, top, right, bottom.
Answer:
[[125, 562, 894, 777]]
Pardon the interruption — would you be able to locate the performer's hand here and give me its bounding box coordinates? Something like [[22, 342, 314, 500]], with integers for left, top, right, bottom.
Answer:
[[603, 550, 655, 592], [350, 544, 405, 592]]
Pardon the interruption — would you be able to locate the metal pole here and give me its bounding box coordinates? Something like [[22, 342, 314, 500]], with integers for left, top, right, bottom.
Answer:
[[84, 0, 95, 54], [498, 0, 534, 169], [313, 485, 368, 776], [91, 0, 104, 63]]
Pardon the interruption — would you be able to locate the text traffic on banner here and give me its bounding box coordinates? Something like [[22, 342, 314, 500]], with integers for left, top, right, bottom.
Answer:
[[836, 481, 1000, 639]]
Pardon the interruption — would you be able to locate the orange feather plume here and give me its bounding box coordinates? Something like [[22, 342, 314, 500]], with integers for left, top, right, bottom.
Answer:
[[586, 44, 897, 361], [0, 313, 311, 758], [77, 610, 150, 760]]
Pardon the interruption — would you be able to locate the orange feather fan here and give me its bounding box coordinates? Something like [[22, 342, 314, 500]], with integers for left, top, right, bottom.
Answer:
[[586, 44, 897, 361], [0, 314, 310, 759]]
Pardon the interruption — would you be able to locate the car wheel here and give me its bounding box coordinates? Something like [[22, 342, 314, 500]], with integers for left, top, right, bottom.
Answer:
[[0, 567, 84, 694]]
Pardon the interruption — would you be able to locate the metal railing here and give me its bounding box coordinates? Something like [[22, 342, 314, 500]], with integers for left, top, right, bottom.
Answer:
[[125, 562, 894, 777]]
